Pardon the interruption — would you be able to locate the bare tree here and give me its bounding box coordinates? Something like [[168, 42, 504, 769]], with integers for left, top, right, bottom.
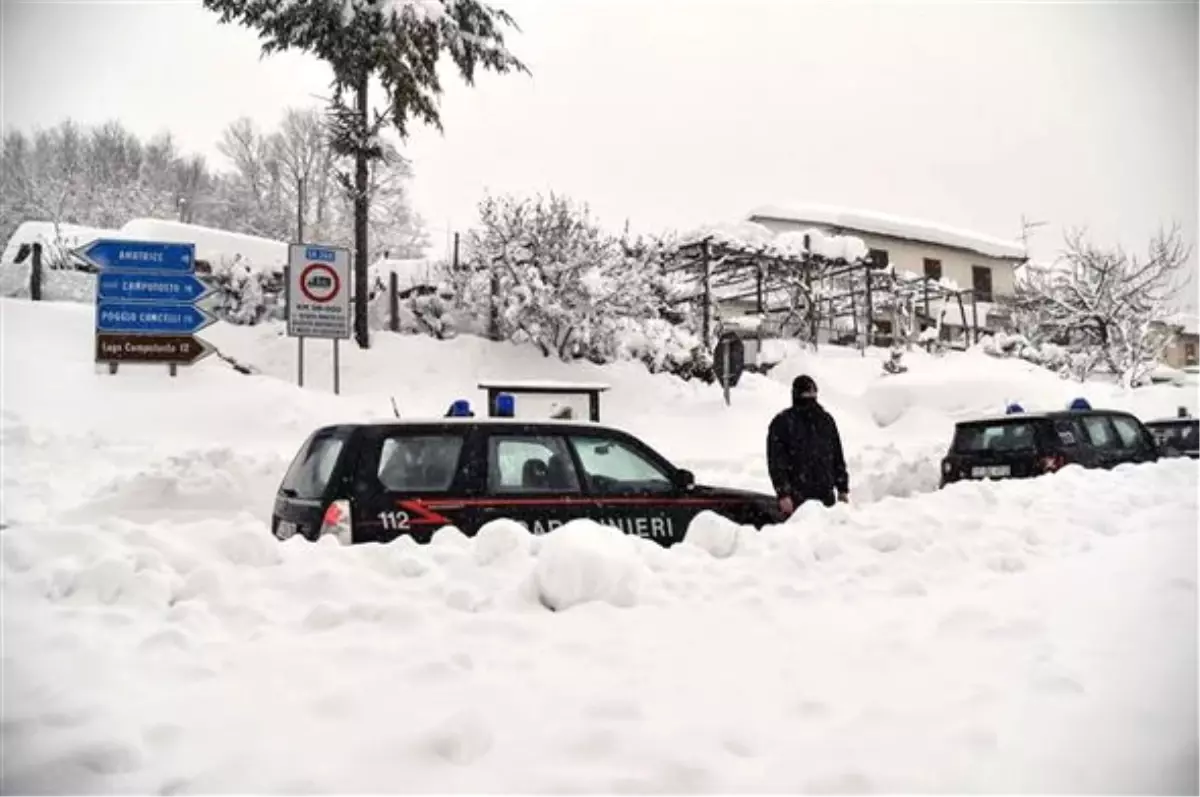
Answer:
[[272, 107, 329, 241], [1025, 225, 1192, 386]]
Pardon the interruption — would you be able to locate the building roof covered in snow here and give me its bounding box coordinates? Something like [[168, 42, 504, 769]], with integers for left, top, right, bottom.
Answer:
[[118, 219, 288, 273], [747, 203, 1028, 262]]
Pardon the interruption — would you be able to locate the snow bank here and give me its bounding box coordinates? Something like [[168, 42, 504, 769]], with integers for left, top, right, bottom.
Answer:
[[3, 293, 1198, 792], [3, 456, 1195, 792], [1, 221, 117, 266], [750, 203, 1027, 260]]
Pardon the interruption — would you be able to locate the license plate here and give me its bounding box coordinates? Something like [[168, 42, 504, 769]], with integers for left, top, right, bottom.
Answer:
[[275, 520, 298, 540], [971, 465, 1011, 478]]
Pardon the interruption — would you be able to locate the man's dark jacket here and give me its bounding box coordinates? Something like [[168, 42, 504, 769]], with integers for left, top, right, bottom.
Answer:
[[766, 387, 849, 507]]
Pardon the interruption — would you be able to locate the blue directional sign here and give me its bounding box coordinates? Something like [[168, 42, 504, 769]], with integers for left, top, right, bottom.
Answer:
[[96, 301, 215, 335], [97, 272, 213, 303], [78, 239, 195, 273]]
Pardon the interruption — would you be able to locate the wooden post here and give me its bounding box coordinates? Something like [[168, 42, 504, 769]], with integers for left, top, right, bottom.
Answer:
[[389, 271, 400, 332], [849, 285, 860, 355], [30, 243, 43, 301], [970, 290, 980, 344], [864, 265, 874, 350], [722, 339, 732, 406], [955, 292, 969, 348], [700, 239, 712, 347], [452, 232, 460, 270], [333, 339, 341, 395], [488, 259, 500, 341]]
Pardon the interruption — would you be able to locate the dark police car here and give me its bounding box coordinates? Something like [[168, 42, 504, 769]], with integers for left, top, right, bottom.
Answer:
[[939, 401, 1159, 488], [1145, 410, 1199, 459], [272, 417, 785, 547]]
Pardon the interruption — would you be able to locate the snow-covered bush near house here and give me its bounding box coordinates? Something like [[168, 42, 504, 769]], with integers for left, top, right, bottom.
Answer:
[[606, 316, 704, 375], [368, 258, 459, 339], [206, 254, 278, 325], [978, 332, 1073, 375]]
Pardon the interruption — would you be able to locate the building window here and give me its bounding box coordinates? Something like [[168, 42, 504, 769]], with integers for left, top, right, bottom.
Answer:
[[971, 265, 993, 302], [923, 258, 942, 281], [1186, 341, 1198, 366], [868, 248, 889, 269]]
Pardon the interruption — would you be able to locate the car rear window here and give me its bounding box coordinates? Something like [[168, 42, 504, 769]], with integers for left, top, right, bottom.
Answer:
[[377, 433, 465, 492], [1151, 421, 1199, 450], [952, 420, 1040, 454], [281, 431, 347, 499]]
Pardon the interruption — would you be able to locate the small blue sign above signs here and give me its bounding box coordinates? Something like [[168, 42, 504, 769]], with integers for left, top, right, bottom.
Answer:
[[305, 246, 336, 262], [79, 239, 196, 273], [97, 272, 213, 303], [96, 301, 216, 335]]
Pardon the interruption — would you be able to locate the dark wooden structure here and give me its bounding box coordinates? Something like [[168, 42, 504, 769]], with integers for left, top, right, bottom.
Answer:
[[477, 380, 611, 423]]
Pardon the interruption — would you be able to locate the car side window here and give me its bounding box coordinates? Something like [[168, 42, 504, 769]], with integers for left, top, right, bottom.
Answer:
[[1109, 416, 1148, 451], [376, 434, 465, 492], [1080, 416, 1118, 450], [569, 435, 673, 494], [488, 435, 581, 494], [1052, 419, 1082, 448]]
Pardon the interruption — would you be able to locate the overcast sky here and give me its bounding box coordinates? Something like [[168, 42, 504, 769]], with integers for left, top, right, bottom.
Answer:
[[3, 0, 1197, 304]]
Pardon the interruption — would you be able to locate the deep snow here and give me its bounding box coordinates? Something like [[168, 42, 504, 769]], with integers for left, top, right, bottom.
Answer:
[[2, 296, 1197, 793]]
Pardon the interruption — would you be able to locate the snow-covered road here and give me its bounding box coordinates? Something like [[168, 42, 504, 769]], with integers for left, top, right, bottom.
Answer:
[[2, 297, 1196, 793]]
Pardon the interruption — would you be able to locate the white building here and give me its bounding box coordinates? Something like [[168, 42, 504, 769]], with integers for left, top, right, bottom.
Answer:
[[746, 203, 1028, 334]]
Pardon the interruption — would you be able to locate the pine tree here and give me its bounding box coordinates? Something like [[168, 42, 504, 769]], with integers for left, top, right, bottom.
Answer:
[[201, 0, 528, 348]]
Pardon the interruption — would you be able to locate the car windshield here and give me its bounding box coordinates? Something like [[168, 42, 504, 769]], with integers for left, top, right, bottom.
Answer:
[[280, 431, 347, 499], [952, 420, 1039, 454]]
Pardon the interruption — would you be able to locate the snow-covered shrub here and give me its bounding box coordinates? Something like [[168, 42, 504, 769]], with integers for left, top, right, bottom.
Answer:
[[368, 268, 459, 340], [206, 255, 279, 326], [455, 193, 705, 375]]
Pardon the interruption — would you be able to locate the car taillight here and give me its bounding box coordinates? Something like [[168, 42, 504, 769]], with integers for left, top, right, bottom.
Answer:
[[319, 499, 353, 545], [941, 459, 952, 475], [1039, 455, 1065, 473]]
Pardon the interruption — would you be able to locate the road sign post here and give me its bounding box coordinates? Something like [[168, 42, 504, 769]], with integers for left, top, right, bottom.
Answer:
[[287, 243, 351, 395], [78, 238, 215, 373]]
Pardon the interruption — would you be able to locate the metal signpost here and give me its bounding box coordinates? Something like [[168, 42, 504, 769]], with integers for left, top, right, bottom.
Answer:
[[79, 238, 216, 375], [286, 243, 351, 394]]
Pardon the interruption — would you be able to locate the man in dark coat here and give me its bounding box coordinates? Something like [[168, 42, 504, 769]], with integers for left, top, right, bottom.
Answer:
[[766, 374, 849, 517]]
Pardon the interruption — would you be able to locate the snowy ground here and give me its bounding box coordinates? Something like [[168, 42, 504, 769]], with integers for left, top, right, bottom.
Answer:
[[2, 296, 1198, 793]]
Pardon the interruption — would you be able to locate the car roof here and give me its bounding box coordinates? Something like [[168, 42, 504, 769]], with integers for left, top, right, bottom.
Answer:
[[955, 408, 1131, 426], [333, 416, 627, 434], [1145, 416, 1198, 426]]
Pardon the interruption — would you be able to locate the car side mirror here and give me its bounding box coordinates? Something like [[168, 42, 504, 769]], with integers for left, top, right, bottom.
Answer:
[[672, 468, 695, 490]]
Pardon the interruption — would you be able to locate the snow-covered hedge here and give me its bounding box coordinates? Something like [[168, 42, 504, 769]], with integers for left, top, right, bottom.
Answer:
[[978, 331, 1071, 373]]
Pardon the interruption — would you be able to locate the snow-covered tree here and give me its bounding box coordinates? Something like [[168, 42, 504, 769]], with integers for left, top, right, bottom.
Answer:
[[1019, 226, 1192, 386], [201, 0, 528, 349], [457, 193, 701, 370]]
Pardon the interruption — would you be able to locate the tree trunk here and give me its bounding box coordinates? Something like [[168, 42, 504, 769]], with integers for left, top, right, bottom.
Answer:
[[353, 75, 371, 349]]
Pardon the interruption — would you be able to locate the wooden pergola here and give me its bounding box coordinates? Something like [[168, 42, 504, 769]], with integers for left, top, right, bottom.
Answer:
[[665, 232, 985, 352]]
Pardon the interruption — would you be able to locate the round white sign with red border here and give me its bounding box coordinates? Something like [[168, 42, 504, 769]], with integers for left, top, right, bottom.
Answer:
[[299, 263, 340, 303]]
